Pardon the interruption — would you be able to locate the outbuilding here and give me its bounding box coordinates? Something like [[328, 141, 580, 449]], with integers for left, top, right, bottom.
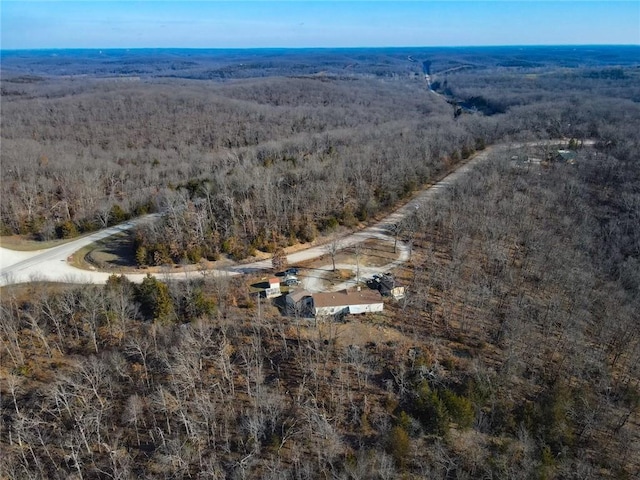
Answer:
[[285, 289, 313, 317], [265, 277, 281, 298]]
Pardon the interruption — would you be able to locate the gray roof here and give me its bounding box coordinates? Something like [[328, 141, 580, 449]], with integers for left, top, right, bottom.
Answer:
[[557, 149, 577, 161], [287, 289, 312, 303]]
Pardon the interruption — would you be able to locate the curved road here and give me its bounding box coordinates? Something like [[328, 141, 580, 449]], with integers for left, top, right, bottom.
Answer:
[[0, 215, 162, 286], [1, 140, 588, 287]]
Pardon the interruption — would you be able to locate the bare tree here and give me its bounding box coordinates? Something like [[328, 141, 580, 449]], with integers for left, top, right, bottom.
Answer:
[[271, 247, 288, 272], [324, 237, 343, 272]]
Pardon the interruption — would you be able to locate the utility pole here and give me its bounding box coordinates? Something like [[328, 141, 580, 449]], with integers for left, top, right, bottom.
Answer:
[[354, 243, 362, 287], [257, 293, 261, 322]]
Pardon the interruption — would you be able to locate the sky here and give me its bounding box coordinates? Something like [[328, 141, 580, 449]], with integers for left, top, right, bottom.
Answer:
[[1, 1, 639, 50]]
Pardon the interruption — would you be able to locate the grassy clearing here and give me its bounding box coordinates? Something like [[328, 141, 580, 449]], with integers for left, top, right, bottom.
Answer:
[[0, 281, 83, 299], [69, 232, 139, 272], [0, 235, 71, 251]]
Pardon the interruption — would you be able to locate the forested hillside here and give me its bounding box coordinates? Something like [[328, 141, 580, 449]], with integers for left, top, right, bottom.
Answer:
[[1, 47, 639, 479], [1, 74, 466, 258]]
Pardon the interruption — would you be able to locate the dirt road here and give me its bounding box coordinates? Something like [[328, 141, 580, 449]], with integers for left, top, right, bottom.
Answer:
[[1, 140, 587, 287]]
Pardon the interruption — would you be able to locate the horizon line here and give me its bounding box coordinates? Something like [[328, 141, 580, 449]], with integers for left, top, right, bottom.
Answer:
[[3, 43, 639, 53]]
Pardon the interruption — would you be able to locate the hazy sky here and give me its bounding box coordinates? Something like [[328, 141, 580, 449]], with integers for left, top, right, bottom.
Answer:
[[2, 1, 639, 49]]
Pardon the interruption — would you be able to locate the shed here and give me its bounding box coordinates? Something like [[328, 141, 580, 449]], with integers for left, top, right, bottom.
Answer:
[[265, 277, 281, 298], [285, 289, 313, 317]]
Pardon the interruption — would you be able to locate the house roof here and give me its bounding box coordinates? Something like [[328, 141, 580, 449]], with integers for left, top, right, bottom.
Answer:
[[557, 149, 577, 161], [268, 277, 280, 286], [312, 289, 382, 308], [287, 289, 312, 303]]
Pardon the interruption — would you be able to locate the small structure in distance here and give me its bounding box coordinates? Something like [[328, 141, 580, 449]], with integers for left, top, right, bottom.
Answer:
[[265, 277, 282, 298], [555, 149, 578, 164]]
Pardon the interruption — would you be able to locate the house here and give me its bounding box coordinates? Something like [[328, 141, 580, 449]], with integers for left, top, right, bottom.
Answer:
[[311, 288, 383, 318], [265, 277, 281, 298], [554, 149, 577, 164], [285, 289, 313, 317]]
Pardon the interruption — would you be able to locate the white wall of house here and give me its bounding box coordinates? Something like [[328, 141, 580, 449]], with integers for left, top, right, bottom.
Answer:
[[314, 302, 383, 316], [315, 305, 346, 317], [348, 302, 383, 314]]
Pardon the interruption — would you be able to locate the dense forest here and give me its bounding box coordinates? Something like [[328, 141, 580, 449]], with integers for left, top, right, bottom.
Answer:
[[1, 47, 639, 478]]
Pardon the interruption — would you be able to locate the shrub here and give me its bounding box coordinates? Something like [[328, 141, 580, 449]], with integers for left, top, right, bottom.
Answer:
[[322, 216, 339, 231], [356, 204, 369, 221], [387, 425, 410, 469], [135, 274, 174, 323], [135, 245, 148, 266], [410, 381, 475, 434], [537, 445, 556, 480], [412, 381, 449, 436], [179, 287, 216, 321], [441, 390, 475, 429], [55, 220, 79, 239], [108, 204, 128, 225], [340, 207, 358, 228], [186, 246, 203, 263], [105, 274, 134, 292], [461, 145, 473, 159], [77, 217, 99, 233], [297, 221, 317, 243]]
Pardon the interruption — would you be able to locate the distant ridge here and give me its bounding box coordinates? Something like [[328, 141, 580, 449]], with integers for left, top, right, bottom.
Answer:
[[2, 45, 638, 80]]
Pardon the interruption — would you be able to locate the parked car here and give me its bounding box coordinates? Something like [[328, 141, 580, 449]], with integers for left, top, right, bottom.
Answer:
[[285, 267, 299, 276]]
